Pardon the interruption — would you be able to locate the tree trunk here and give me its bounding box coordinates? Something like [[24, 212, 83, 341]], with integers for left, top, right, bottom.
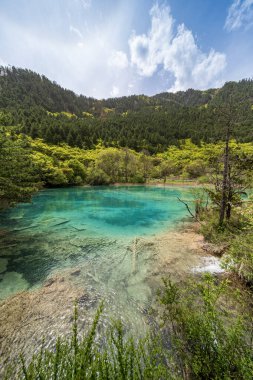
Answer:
[[226, 203, 231, 220], [226, 167, 232, 220], [123, 148, 130, 183], [219, 122, 230, 226]]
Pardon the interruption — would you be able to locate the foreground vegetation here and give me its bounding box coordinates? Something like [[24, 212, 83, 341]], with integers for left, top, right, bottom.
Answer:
[[199, 197, 253, 285], [4, 275, 253, 379]]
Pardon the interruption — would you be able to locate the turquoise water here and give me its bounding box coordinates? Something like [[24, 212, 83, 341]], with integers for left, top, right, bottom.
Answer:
[[0, 186, 192, 300], [0, 186, 197, 364]]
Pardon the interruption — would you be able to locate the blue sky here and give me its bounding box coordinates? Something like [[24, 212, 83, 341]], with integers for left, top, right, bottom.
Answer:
[[0, 0, 252, 98]]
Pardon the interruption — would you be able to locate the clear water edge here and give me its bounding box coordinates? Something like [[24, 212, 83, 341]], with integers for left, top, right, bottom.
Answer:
[[0, 185, 193, 299], [0, 185, 201, 368]]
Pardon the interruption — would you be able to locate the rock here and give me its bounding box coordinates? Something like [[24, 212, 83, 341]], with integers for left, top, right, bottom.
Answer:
[[44, 278, 55, 287], [202, 243, 228, 256]]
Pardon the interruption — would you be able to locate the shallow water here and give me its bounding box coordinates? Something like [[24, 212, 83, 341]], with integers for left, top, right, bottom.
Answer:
[[0, 186, 192, 298], [0, 185, 200, 368]]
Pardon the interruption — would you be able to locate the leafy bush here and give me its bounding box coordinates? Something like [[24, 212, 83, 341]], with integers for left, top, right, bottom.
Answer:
[[159, 274, 253, 379], [4, 276, 253, 379], [0, 132, 40, 206], [5, 304, 167, 380], [87, 166, 111, 185], [224, 232, 253, 284]]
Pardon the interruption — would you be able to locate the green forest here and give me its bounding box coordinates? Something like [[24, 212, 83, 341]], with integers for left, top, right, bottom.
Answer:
[[1, 66, 253, 202], [1, 66, 253, 379], [1, 67, 253, 153]]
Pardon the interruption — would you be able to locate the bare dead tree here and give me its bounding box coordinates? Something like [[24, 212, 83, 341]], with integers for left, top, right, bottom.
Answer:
[[177, 197, 202, 224], [219, 103, 232, 226], [207, 94, 252, 226]]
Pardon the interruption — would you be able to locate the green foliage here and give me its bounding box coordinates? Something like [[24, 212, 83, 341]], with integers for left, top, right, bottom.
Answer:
[[205, 142, 253, 223], [184, 159, 206, 178], [4, 276, 253, 379], [225, 232, 253, 283], [159, 274, 253, 379], [1, 132, 252, 191], [0, 131, 40, 207], [87, 165, 111, 185], [221, 201, 253, 283], [199, 198, 253, 286], [1, 67, 253, 152], [6, 303, 167, 380], [44, 167, 68, 186], [96, 148, 124, 183]]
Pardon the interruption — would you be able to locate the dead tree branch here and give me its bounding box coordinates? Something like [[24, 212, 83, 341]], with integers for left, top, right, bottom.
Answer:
[[177, 197, 202, 224]]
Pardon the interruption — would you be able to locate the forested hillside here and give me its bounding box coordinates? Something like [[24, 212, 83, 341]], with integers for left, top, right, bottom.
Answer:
[[0, 66, 253, 152]]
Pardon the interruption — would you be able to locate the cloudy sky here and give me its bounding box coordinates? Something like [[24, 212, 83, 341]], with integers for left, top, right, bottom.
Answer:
[[0, 0, 253, 98]]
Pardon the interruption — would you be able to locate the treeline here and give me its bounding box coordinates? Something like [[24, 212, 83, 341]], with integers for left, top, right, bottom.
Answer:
[[0, 66, 95, 114], [0, 66, 218, 113], [0, 131, 40, 207], [0, 67, 253, 152], [1, 127, 253, 206]]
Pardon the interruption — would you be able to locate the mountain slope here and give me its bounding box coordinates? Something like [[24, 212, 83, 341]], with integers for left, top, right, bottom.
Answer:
[[0, 66, 252, 152]]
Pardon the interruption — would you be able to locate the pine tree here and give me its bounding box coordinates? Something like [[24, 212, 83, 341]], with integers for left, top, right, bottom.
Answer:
[[0, 132, 40, 207]]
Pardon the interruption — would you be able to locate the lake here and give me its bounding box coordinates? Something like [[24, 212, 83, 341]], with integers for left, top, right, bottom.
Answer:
[[0, 186, 204, 367]]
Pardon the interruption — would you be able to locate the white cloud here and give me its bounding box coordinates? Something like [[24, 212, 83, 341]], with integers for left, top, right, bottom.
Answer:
[[0, 2, 229, 98], [108, 50, 128, 69], [129, 4, 173, 77], [0, 57, 7, 66], [129, 4, 226, 92], [72, 0, 92, 11], [80, 0, 92, 10], [225, 0, 253, 31], [0, 6, 133, 99], [69, 25, 83, 39], [110, 85, 120, 97]]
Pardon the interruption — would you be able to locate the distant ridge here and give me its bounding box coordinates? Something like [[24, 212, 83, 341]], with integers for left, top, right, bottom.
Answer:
[[1, 65, 251, 113], [0, 66, 252, 152]]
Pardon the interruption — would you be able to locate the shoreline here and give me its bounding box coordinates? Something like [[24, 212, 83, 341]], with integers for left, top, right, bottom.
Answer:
[[109, 180, 204, 187], [0, 219, 225, 374]]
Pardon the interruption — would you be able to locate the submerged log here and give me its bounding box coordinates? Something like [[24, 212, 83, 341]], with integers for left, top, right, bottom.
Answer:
[[13, 225, 38, 232], [131, 238, 139, 274], [71, 225, 86, 231], [52, 220, 70, 227]]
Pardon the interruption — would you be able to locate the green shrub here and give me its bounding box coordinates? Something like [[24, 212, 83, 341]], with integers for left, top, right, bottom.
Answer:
[[87, 166, 111, 185], [5, 303, 167, 380], [132, 174, 145, 183], [4, 276, 253, 379], [224, 232, 253, 283], [159, 274, 253, 380]]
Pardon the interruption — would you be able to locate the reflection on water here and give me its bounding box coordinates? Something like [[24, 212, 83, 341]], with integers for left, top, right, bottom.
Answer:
[[0, 186, 196, 368]]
